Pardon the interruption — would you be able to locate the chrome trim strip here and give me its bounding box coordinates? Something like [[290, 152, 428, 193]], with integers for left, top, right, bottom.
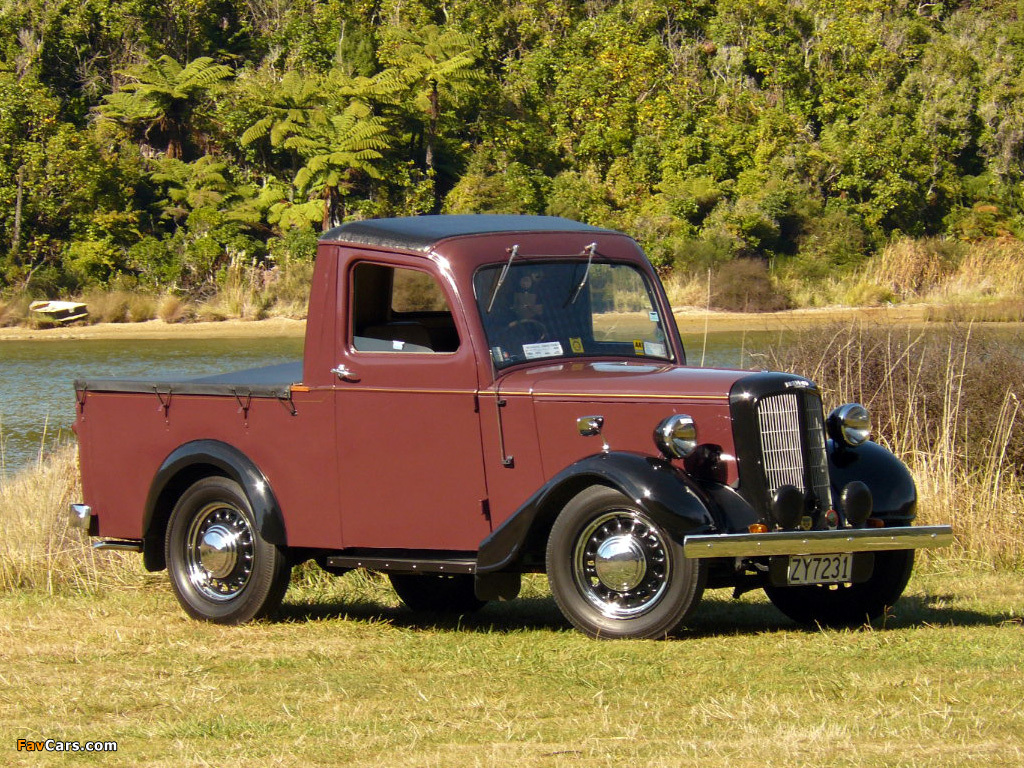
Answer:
[[92, 540, 144, 552], [503, 392, 730, 401], [683, 525, 953, 559], [69, 503, 92, 530]]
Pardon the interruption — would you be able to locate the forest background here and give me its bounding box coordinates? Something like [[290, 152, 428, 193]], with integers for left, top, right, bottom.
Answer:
[[1, 0, 1023, 322]]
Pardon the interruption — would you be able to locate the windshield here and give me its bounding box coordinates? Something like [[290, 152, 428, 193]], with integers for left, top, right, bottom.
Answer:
[[473, 260, 674, 369]]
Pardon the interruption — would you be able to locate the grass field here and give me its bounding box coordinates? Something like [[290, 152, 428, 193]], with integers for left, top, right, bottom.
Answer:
[[4, 316, 1024, 766], [2, 567, 1022, 768]]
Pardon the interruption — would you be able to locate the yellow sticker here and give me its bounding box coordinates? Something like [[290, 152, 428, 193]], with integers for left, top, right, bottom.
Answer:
[[633, 339, 645, 354], [570, 337, 585, 354]]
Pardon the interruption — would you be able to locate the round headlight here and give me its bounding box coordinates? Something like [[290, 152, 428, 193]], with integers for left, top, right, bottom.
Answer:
[[654, 414, 697, 459], [827, 403, 871, 447]]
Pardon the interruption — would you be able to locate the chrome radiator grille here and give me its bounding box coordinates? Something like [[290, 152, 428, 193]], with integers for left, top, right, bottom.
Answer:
[[756, 392, 831, 508]]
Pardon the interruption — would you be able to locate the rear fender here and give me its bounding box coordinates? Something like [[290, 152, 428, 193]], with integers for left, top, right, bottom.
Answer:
[[476, 452, 714, 574], [141, 440, 286, 571]]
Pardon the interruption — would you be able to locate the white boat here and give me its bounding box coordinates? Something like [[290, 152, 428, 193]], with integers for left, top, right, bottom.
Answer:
[[29, 300, 89, 324]]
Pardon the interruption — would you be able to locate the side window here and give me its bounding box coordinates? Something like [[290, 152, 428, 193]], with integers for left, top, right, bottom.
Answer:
[[351, 263, 460, 353]]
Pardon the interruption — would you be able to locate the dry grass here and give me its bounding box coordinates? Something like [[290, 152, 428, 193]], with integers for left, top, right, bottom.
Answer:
[[194, 254, 281, 321], [156, 294, 193, 323], [673, 236, 1024, 315], [81, 290, 161, 324], [0, 567, 1022, 766], [0, 445, 145, 593], [856, 237, 1024, 315], [868, 237, 961, 298], [666, 262, 789, 312], [0, 295, 31, 326], [1, 396, 1023, 764]]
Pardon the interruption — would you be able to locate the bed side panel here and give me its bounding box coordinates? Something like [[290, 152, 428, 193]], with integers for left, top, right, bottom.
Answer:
[[75, 388, 338, 548]]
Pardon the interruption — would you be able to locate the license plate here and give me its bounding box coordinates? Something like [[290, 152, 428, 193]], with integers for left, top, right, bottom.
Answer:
[[787, 554, 853, 585]]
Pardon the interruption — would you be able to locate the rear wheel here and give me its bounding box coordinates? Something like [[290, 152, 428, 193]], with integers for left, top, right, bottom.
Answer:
[[389, 573, 486, 614], [166, 476, 291, 624], [546, 486, 705, 639], [764, 549, 915, 628]]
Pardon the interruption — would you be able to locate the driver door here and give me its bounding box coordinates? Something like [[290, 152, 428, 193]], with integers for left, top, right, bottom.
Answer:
[[332, 259, 491, 551]]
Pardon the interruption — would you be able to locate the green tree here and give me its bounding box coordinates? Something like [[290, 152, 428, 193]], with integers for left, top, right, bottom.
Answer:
[[378, 24, 480, 173], [97, 54, 232, 159], [283, 103, 390, 229]]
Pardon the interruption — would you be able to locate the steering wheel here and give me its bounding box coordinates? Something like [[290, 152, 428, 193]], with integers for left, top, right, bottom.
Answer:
[[507, 318, 549, 342]]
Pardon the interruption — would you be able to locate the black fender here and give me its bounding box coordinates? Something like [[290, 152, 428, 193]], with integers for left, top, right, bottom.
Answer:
[[827, 439, 917, 525], [476, 452, 715, 574], [140, 439, 287, 571]]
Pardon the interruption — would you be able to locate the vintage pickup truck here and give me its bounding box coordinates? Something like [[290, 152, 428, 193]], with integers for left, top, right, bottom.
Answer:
[[71, 215, 952, 639]]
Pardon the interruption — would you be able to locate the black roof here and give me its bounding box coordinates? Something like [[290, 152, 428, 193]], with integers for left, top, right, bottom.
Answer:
[[320, 215, 617, 252]]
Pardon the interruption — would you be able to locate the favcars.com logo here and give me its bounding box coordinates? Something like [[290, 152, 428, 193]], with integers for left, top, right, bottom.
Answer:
[[17, 739, 117, 752]]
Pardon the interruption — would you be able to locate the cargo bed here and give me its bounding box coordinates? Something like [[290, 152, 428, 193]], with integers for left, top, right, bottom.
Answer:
[[73, 361, 302, 399]]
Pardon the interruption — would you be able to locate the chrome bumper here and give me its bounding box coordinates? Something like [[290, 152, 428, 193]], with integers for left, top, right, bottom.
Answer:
[[92, 540, 143, 552], [683, 525, 953, 559], [68, 503, 143, 552], [69, 503, 92, 531]]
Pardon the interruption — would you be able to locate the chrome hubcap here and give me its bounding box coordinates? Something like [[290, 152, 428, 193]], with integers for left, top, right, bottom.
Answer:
[[573, 511, 671, 619], [594, 535, 647, 591], [199, 524, 241, 579], [185, 503, 254, 602]]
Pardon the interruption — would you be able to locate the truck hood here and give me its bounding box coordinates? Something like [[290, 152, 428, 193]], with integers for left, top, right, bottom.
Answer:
[[493, 360, 750, 402]]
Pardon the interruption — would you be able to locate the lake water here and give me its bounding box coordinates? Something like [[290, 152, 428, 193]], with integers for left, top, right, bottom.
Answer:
[[0, 329, 772, 480], [5, 323, 1016, 480], [0, 336, 305, 482]]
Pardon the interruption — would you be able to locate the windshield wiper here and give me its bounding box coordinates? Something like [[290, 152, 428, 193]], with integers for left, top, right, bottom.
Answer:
[[566, 242, 598, 306], [486, 244, 519, 314]]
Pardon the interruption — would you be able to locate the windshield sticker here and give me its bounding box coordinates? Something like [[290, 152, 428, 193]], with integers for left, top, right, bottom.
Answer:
[[569, 337, 585, 354], [491, 346, 510, 364], [523, 341, 564, 359], [649, 311, 660, 323], [644, 341, 667, 357], [632, 339, 645, 354]]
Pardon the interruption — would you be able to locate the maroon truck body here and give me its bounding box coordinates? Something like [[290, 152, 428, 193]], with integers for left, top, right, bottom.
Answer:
[[72, 215, 951, 638]]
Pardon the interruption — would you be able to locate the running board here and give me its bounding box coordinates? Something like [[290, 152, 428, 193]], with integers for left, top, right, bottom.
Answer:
[[324, 554, 476, 574]]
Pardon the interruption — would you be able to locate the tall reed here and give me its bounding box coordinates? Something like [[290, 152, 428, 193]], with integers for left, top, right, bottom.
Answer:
[[763, 323, 1024, 568]]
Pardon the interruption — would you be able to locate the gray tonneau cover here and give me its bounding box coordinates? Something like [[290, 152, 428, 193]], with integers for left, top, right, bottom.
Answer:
[[73, 361, 302, 399]]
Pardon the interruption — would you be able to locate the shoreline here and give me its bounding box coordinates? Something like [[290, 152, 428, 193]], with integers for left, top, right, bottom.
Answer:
[[0, 316, 307, 341], [0, 303, 1012, 342]]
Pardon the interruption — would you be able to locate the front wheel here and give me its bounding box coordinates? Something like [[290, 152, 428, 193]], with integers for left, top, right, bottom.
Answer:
[[166, 476, 291, 624], [764, 549, 915, 628], [546, 486, 705, 639]]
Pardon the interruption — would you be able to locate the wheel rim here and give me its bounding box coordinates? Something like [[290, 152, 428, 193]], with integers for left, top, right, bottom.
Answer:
[[572, 511, 671, 619], [184, 501, 255, 602]]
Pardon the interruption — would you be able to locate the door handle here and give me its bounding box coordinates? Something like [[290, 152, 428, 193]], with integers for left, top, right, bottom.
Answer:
[[330, 364, 360, 382]]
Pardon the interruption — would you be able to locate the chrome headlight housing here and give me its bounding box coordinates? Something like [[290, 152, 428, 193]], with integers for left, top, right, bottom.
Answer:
[[654, 414, 697, 459], [827, 403, 871, 447]]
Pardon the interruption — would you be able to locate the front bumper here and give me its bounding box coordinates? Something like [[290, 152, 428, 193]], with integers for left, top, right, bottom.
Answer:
[[683, 525, 953, 559]]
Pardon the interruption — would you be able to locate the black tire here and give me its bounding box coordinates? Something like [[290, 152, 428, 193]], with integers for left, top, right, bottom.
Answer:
[[165, 476, 291, 625], [546, 485, 705, 639], [389, 573, 486, 614], [764, 549, 915, 628]]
